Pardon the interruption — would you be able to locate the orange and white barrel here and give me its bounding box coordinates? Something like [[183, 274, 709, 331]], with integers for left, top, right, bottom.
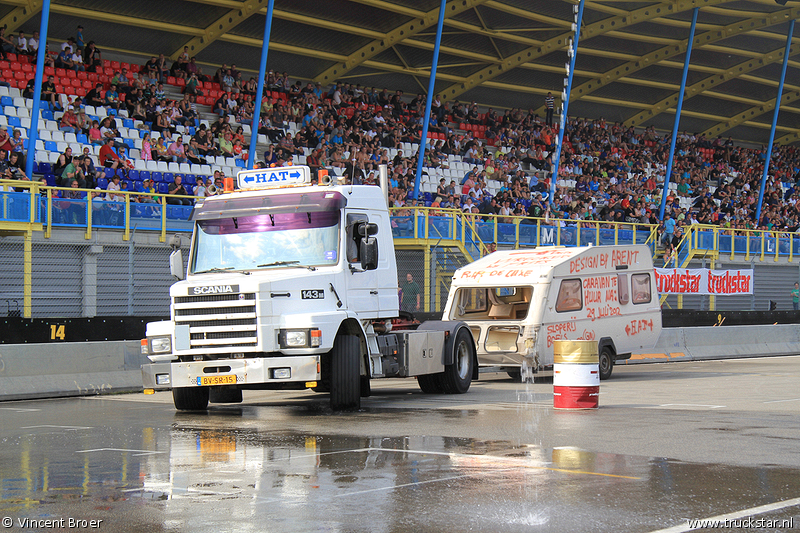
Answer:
[[553, 340, 599, 409]]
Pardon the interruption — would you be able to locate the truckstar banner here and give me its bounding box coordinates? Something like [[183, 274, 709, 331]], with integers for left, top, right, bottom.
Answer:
[[655, 268, 754, 295]]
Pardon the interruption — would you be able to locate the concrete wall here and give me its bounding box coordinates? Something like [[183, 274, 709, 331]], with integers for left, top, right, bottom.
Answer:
[[1, 324, 798, 401], [626, 324, 800, 365], [0, 340, 146, 401]]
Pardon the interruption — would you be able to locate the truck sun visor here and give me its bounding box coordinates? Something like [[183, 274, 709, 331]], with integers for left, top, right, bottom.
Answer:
[[191, 191, 347, 221]]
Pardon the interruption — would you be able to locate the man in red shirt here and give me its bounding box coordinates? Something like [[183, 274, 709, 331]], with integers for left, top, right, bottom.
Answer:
[[98, 138, 120, 170]]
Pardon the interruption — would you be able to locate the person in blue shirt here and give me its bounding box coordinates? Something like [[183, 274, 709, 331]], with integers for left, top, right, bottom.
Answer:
[[662, 214, 676, 247]]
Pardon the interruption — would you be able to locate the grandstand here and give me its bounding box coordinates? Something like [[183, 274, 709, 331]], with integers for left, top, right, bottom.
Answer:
[[1, 1, 800, 319]]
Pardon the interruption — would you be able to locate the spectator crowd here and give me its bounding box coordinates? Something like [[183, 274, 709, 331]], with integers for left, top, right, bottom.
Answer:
[[2, 22, 800, 259]]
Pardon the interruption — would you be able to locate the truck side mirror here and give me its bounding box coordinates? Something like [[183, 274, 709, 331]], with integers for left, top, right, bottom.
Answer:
[[360, 237, 378, 270], [358, 222, 378, 237], [169, 249, 185, 280]]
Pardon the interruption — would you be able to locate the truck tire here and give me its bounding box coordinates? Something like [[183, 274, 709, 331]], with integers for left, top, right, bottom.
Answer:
[[417, 374, 443, 394], [599, 347, 614, 380], [507, 370, 522, 381], [329, 334, 361, 410], [440, 328, 474, 394], [209, 387, 242, 404], [360, 375, 371, 397], [173, 387, 209, 411]]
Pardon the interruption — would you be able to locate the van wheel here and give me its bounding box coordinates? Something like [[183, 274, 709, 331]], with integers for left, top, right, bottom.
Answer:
[[599, 347, 614, 380], [417, 374, 443, 393], [507, 370, 522, 381], [173, 387, 209, 411], [440, 328, 474, 394], [329, 334, 360, 410]]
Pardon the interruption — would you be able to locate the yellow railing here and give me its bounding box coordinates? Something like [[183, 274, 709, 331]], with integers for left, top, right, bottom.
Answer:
[[389, 206, 659, 258], [1, 181, 198, 243]]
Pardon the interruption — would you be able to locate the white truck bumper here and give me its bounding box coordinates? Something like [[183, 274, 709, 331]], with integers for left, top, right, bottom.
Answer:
[[170, 356, 321, 388]]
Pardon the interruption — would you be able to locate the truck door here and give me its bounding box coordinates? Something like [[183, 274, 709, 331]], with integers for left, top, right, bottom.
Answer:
[[345, 212, 380, 319]]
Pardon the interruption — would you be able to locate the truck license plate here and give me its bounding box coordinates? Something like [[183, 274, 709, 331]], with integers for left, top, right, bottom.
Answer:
[[197, 375, 236, 386]]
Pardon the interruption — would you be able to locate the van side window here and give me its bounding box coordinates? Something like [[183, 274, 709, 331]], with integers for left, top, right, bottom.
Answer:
[[555, 279, 582, 312], [631, 274, 651, 304], [346, 213, 368, 263], [456, 288, 487, 317], [617, 273, 629, 305]]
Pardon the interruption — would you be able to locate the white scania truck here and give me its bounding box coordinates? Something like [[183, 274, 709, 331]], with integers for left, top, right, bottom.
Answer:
[[141, 166, 476, 410]]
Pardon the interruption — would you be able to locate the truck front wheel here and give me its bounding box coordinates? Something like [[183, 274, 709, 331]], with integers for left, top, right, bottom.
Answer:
[[440, 328, 474, 394], [329, 334, 361, 410], [173, 387, 209, 411], [599, 347, 614, 380]]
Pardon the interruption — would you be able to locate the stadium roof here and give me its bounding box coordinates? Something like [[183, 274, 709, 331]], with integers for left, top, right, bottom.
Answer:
[[2, 0, 799, 145]]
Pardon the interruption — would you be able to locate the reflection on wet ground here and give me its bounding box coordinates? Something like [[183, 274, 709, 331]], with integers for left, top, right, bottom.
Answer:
[[1, 392, 799, 532]]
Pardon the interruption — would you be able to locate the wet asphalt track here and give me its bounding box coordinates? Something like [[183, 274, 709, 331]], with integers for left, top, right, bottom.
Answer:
[[1, 356, 799, 532]]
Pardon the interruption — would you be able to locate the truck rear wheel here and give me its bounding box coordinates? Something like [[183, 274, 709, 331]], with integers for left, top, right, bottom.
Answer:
[[599, 347, 614, 380], [417, 374, 443, 393], [173, 387, 209, 411], [329, 334, 360, 410], [440, 328, 474, 394]]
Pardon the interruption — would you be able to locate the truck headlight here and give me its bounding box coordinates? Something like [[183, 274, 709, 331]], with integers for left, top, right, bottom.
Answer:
[[149, 336, 172, 354], [278, 329, 321, 348]]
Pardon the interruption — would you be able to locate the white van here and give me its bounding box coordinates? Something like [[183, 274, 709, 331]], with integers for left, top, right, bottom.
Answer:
[[443, 245, 661, 379]]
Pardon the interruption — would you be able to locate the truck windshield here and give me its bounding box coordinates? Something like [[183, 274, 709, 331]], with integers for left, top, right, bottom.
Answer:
[[191, 210, 340, 273]]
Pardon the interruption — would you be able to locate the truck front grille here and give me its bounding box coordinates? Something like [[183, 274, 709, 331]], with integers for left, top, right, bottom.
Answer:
[[173, 292, 258, 348]]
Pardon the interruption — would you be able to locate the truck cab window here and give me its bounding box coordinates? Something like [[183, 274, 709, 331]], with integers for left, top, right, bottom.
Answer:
[[346, 213, 368, 263], [555, 279, 582, 312], [631, 274, 651, 304]]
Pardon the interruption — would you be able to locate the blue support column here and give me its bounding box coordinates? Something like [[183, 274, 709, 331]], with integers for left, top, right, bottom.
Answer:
[[550, 0, 585, 205], [413, 0, 447, 200], [659, 7, 699, 220], [756, 19, 795, 223], [247, 0, 275, 171], [25, 0, 52, 179]]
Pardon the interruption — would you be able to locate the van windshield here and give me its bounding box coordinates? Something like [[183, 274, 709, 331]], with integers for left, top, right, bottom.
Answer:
[[451, 287, 532, 320]]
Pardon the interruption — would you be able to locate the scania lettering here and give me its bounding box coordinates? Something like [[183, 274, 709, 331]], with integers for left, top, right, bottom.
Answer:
[[192, 285, 238, 295], [141, 166, 477, 410]]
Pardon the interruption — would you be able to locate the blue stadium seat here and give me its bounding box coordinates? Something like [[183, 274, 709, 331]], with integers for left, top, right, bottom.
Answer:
[[151, 171, 162, 182], [41, 110, 54, 120], [122, 179, 133, 190], [124, 139, 135, 149], [157, 182, 169, 194], [76, 134, 88, 144], [37, 162, 52, 174], [122, 119, 134, 128], [187, 127, 195, 136], [104, 168, 115, 178], [39, 101, 49, 109], [184, 184, 194, 195], [162, 172, 173, 183], [107, 109, 116, 116], [44, 174, 56, 186], [138, 170, 150, 181], [235, 159, 245, 168], [0, 96, 12, 107], [45, 141, 57, 152], [128, 170, 139, 181], [97, 178, 108, 189]]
